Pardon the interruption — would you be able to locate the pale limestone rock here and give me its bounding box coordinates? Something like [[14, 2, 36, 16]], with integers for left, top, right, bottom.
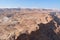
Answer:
[[0, 13, 53, 40]]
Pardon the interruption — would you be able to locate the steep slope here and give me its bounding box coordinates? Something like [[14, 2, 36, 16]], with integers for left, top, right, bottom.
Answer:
[[0, 8, 60, 40], [0, 13, 53, 40]]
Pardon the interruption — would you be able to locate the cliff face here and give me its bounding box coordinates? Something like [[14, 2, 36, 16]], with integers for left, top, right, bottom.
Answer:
[[0, 8, 60, 40]]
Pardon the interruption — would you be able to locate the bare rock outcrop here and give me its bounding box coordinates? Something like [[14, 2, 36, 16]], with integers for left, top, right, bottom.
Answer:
[[0, 8, 60, 40], [0, 13, 53, 40]]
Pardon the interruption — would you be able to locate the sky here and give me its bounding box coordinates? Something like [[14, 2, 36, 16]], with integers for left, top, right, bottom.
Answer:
[[0, 0, 60, 9]]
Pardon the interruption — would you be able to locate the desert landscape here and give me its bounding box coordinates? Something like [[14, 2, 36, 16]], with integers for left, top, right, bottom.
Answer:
[[0, 8, 60, 40]]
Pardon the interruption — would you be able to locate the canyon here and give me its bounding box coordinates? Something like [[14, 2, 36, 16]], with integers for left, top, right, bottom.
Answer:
[[0, 8, 60, 40]]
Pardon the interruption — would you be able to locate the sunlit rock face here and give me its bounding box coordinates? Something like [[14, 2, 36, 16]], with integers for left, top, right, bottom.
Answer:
[[0, 8, 60, 40], [0, 11, 53, 40]]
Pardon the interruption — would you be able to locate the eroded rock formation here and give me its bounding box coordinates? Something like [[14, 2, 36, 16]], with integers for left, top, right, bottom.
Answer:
[[0, 8, 60, 40], [0, 12, 53, 40]]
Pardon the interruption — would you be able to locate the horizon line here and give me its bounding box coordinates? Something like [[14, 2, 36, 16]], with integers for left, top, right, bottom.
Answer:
[[0, 7, 59, 11]]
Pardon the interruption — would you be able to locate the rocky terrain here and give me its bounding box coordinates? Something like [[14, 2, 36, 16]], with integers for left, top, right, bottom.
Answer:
[[0, 8, 60, 40]]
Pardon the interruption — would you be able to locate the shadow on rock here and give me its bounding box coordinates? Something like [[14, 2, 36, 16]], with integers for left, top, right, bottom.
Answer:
[[16, 21, 60, 40]]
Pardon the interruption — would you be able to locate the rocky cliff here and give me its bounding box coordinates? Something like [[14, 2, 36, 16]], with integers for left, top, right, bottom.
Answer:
[[0, 8, 60, 40]]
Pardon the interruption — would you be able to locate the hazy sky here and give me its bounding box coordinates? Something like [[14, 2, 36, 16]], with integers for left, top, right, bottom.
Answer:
[[0, 0, 60, 9]]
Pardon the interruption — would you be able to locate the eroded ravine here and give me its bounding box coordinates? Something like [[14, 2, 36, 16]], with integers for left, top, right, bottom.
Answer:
[[0, 13, 53, 40], [16, 20, 60, 40]]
